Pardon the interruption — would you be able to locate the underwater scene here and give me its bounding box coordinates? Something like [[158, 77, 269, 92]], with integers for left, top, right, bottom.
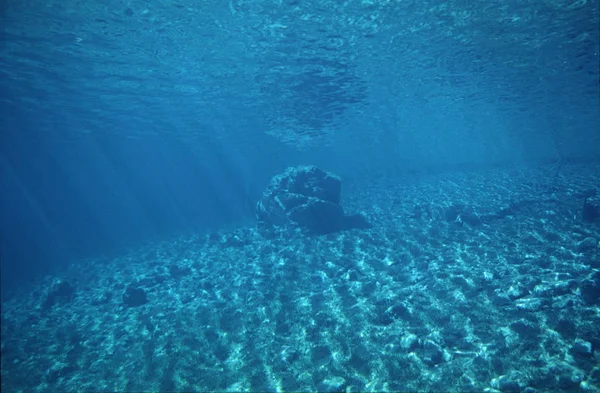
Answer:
[[1, 0, 599, 392]]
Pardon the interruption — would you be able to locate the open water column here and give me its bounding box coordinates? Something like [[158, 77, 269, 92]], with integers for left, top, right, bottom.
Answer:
[[1, 0, 599, 392]]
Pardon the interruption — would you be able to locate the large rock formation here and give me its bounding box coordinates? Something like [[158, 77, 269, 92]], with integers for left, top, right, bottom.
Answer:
[[256, 165, 371, 235]]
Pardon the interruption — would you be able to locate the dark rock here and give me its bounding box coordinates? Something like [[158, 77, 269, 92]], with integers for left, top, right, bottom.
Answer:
[[510, 319, 541, 339], [346, 269, 359, 281], [389, 303, 412, 320], [256, 165, 370, 234], [373, 305, 395, 326], [221, 233, 248, 248], [312, 345, 332, 366], [491, 372, 526, 393], [412, 205, 424, 219], [152, 274, 168, 285], [42, 280, 76, 310], [507, 284, 528, 300], [45, 363, 77, 384], [570, 339, 594, 357], [515, 297, 546, 311], [583, 199, 600, 222], [580, 271, 600, 305], [577, 189, 597, 199], [442, 204, 482, 226], [577, 237, 598, 253], [444, 204, 463, 222], [521, 234, 542, 246], [399, 333, 419, 351], [420, 339, 446, 366], [461, 211, 483, 226], [123, 286, 148, 307], [169, 264, 192, 279], [553, 317, 577, 338], [589, 367, 600, 387], [317, 376, 347, 393], [492, 292, 512, 306], [556, 366, 585, 389], [539, 363, 585, 391], [551, 280, 577, 296], [287, 198, 345, 234], [497, 376, 523, 393]]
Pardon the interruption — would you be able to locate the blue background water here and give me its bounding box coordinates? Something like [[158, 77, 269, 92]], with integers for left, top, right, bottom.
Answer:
[[3, 0, 597, 295], [1, 1, 600, 391], [2, 0, 599, 295]]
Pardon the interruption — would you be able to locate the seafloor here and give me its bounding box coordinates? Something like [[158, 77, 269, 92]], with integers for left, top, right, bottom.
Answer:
[[1, 163, 599, 393]]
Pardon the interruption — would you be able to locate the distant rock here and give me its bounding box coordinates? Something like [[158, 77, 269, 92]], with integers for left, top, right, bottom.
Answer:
[[577, 237, 598, 253], [443, 204, 483, 226], [399, 333, 419, 351], [317, 376, 347, 393], [169, 263, 192, 279], [42, 280, 76, 310], [583, 198, 600, 223], [509, 319, 541, 339], [570, 339, 594, 358], [580, 271, 600, 305], [507, 283, 528, 300], [123, 285, 148, 307], [420, 339, 448, 366], [256, 165, 371, 235], [491, 373, 525, 393], [45, 363, 77, 384]]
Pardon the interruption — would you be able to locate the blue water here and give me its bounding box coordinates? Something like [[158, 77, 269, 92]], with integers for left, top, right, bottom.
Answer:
[[1, 0, 599, 392]]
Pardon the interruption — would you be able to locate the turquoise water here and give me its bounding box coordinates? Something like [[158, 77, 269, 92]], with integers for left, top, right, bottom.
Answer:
[[1, 1, 599, 392]]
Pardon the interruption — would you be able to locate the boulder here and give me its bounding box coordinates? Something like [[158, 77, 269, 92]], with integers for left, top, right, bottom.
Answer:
[[256, 165, 370, 235]]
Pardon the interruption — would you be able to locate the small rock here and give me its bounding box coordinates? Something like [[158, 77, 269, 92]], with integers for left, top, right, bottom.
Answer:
[[515, 297, 546, 311], [45, 363, 77, 383], [491, 374, 524, 393], [461, 211, 483, 226], [571, 339, 594, 357], [169, 263, 192, 278], [317, 376, 346, 393], [492, 292, 512, 306], [499, 379, 523, 393], [399, 333, 419, 351], [123, 286, 148, 307], [577, 237, 598, 253], [510, 319, 541, 339], [507, 284, 528, 300], [521, 234, 542, 246], [543, 363, 586, 390], [579, 380, 600, 393], [444, 204, 463, 222], [580, 272, 600, 305], [42, 280, 76, 310], [420, 339, 446, 366], [583, 199, 600, 223], [557, 366, 585, 389]]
